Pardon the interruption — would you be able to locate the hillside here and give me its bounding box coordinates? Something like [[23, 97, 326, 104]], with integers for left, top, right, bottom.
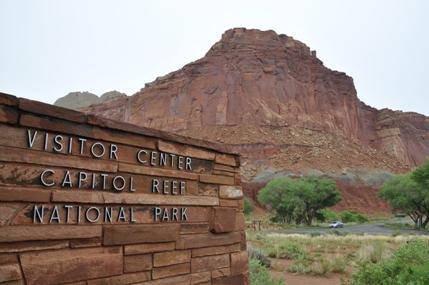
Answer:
[[56, 28, 429, 214]]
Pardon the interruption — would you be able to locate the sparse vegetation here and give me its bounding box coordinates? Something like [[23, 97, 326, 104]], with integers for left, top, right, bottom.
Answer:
[[258, 176, 341, 225], [247, 230, 429, 282], [247, 243, 271, 267]]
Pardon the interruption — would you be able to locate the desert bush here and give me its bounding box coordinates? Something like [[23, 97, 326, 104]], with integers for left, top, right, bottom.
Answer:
[[356, 240, 387, 264], [287, 257, 312, 274], [247, 244, 271, 267], [319, 209, 340, 222], [319, 209, 368, 224], [310, 258, 331, 276], [249, 259, 285, 285], [277, 241, 307, 259], [351, 240, 429, 285], [339, 211, 368, 224], [264, 240, 307, 260], [244, 198, 254, 217], [330, 256, 347, 273]]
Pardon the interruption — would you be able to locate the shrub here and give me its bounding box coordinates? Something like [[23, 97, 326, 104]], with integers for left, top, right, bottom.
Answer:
[[320, 209, 368, 224], [288, 257, 312, 274], [330, 256, 347, 273], [339, 211, 368, 224], [244, 198, 254, 217], [319, 209, 339, 222], [351, 240, 429, 285], [276, 241, 307, 259], [264, 240, 307, 260], [249, 259, 285, 285], [357, 241, 387, 264], [247, 244, 271, 267]]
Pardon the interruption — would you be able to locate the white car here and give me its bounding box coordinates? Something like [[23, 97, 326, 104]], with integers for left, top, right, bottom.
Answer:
[[329, 221, 344, 228]]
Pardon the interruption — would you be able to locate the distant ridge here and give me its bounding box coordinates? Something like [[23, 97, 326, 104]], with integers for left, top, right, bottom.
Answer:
[[54, 90, 126, 110]]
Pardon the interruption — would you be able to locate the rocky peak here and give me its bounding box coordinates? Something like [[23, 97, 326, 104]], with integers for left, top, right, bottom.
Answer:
[[207, 28, 312, 56], [73, 28, 429, 213]]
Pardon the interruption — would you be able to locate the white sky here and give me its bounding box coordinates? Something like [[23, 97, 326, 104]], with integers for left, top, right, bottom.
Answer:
[[0, 0, 428, 115]]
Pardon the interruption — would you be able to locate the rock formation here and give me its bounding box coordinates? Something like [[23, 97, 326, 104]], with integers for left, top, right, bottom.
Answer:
[[54, 90, 126, 110], [72, 28, 429, 214]]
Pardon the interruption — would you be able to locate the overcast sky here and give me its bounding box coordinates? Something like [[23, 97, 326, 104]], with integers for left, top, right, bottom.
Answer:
[[1, 0, 428, 115]]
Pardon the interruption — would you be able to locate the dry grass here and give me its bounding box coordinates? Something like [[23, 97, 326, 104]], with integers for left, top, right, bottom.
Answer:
[[247, 231, 429, 278]]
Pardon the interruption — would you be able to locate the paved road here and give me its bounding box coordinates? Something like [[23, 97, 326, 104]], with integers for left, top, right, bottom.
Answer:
[[270, 222, 429, 236]]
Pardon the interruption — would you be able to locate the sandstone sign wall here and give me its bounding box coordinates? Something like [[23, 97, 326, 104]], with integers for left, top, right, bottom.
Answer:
[[0, 92, 248, 285]]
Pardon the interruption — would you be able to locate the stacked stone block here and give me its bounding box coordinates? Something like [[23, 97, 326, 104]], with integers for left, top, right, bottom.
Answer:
[[0, 92, 248, 285]]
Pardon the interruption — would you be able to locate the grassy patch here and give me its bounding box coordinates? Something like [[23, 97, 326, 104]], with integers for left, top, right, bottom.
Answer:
[[247, 230, 429, 279]]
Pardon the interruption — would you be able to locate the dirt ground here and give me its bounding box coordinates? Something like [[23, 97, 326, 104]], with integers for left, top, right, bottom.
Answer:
[[270, 259, 342, 285]]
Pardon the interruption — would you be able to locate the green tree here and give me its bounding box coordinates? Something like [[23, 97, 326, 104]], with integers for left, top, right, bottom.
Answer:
[[258, 176, 341, 225], [379, 160, 429, 229]]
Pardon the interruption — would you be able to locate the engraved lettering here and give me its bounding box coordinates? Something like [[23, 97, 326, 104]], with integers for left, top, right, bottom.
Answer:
[[117, 207, 126, 222], [90, 142, 105, 158], [64, 205, 73, 223], [130, 207, 136, 223], [112, 175, 126, 192], [129, 177, 135, 192], [109, 144, 118, 160], [163, 179, 169, 194], [181, 207, 188, 221], [154, 207, 161, 221], [33, 205, 44, 223], [150, 151, 157, 166], [104, 207, 113, 223], [68, 137, 73, 154], [137, 149, 148, 163], [180, 181, 186, 195], [85, 206, 100, 223], [186, 157, 192, 170], [62, 171, 73, 188], [162, 208, 169, 221], [53, 135, 63, 152], [160, 152, 167, 166], [152, 178, 160, 193], [178, 156, 184, 170], [100, 173, 108, 190], [78, 172, 87, 188], [49, 206, 60, 223], [78, 137, 86, 155], [44, 133, 49, 150], [40, 169, 55, 187], [172, 207, 178, 221], [27, 129, 37, 148]]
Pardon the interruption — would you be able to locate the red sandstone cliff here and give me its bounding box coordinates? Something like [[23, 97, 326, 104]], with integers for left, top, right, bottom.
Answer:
[[72, 28, 429, 214]]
